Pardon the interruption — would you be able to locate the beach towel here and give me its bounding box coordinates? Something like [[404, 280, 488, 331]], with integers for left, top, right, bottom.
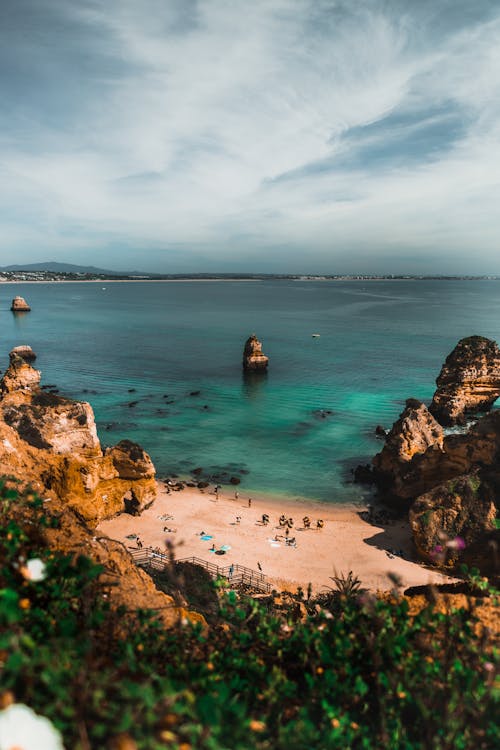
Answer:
[[220, 544, 231, 551], [200, 534, 213, 541]]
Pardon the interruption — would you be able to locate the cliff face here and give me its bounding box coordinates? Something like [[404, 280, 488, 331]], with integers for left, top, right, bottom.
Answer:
[[373, 405, 500, 501], [409, 475, 496, 564], [369, 336, 500, 576], [243, 334, 269, 371], [0, 350, 156, 525], [373, 399, 444, 477], [429, 336, 500, 425]]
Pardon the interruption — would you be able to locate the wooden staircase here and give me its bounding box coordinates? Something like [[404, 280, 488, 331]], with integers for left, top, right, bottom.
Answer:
[[128, 547, 272, 593]]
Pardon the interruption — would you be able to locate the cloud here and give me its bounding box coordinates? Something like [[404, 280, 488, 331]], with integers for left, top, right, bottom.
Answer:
[[0, 0, 499, 271]]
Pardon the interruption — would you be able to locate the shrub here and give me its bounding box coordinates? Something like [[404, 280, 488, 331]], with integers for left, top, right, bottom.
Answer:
[[0, 481, 498, 749]]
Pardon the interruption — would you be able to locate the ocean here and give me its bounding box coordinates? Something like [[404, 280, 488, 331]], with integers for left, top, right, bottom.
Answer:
[[2, 279, 500, 504]]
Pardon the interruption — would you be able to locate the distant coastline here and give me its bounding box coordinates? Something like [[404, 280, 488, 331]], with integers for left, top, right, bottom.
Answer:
[[2, 271, 500, 284]]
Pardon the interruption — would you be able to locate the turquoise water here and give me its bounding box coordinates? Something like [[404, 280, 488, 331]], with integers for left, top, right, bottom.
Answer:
[[2, 279, 500, 503]]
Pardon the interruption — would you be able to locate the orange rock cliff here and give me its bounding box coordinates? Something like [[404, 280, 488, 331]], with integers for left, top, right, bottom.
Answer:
[[0, 348, 156, 525]]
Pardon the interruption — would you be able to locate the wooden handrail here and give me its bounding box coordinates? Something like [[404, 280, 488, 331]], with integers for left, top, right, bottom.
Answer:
[[128, 547, 271, 593]]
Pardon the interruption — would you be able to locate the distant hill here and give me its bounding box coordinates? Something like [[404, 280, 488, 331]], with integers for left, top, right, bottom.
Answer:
[[0, 261, 144, 276]]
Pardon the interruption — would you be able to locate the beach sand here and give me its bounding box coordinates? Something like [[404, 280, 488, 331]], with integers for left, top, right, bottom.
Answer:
[[98, 484, 453, 594]]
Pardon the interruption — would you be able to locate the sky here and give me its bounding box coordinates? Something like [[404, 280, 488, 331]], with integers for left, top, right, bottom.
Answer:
[[0, 0, 499, 274]]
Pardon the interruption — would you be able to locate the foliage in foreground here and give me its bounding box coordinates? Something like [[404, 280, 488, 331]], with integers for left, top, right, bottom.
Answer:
[[0, 481, 498, 750]]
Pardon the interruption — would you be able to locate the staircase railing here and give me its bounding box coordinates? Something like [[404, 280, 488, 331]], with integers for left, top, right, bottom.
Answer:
[[128, 547, 272, 593]]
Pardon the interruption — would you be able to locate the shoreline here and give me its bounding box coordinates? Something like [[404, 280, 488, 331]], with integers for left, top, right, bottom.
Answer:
[[98, 482, 454, 594], [3, 277, 499, 285]]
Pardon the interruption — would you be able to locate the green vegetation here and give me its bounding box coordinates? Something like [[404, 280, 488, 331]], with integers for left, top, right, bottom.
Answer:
[[0, 482, 498, 749]]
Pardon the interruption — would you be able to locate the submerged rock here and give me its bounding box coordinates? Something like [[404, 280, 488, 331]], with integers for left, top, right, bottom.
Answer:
[[242, 334, 269, 371], [430, 336, 500, 426], [10, 295, 31, 311]]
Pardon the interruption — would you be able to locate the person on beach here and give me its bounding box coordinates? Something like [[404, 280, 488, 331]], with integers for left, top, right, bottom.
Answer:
[[137, 538, 143, 549], [279, 514, 287, 527], [285, 527, 289, 539], [248, 498, 252, 507], [287, 518, 294, 528], [257, 562, 262, 571], [236, 516, 241, 524], [234, 491, 239, 500], [229, 564, 234, 579], [262, 513, 269, 525], [316, 519, 324, 530], [303, 516, 311, 529]]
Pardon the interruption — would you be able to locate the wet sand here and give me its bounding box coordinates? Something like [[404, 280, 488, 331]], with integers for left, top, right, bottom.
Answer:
[[98, 484, 453, 594]]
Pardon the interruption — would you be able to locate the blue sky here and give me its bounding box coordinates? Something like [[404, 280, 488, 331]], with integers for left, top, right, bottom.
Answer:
[[0, 0, 499, 273]]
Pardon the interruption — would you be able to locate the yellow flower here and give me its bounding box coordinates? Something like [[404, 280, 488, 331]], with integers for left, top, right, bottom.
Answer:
[[331, 718, 340, 729], [19, 598, 31, 610], [249, 720, 266, 732]]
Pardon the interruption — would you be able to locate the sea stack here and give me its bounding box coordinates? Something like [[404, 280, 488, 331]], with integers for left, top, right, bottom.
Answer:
[[429, 336, 500, 425], [242, 334, 269, 371], [11, 295, 31, 312], [9, 345, 36, 362]]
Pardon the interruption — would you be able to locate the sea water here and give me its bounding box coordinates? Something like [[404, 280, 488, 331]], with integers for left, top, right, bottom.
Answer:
[[2, 279, 500, 504]]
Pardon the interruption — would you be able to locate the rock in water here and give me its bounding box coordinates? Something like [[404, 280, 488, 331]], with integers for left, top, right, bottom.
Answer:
[[11, 296, 31, 311], [430, 336, 500, 425], [9, 345, 36, 362], [242, 334, 269, 371]]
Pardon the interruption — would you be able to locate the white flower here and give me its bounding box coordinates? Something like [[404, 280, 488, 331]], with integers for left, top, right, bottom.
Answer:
[[20, 559, 47, 582], [0, 704, 65, 750]]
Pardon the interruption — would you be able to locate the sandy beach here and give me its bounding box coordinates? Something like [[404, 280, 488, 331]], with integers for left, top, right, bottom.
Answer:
[[98, 484, 453, 594]]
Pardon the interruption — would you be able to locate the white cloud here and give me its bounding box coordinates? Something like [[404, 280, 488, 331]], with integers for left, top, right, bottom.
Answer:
[[0, 0, 499, 271]]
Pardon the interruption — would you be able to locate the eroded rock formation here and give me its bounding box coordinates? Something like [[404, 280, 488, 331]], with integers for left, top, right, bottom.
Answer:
[[367, 337, 500, 576], [0, 349, 156, 524], [11, 295, 31, 311], [429, 336, 500, 425], [374, 399, 444, 471], [243, 334, 269, 371], [372, 405, 500, 502], [10, 345, 36, 362], [409, 475, 496, 565]]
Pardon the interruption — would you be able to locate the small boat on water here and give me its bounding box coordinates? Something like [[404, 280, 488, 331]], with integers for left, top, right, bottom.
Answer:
[[311, 333, 321, 338]]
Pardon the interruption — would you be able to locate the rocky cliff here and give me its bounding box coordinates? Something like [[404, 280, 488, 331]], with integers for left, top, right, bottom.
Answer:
[[429, 336, 500, 425], [409, 475, 496, 565], [368, 337, 500, 576], [372, 400, 500, 501], [0, 349, 156, 525], [242, 334, 269, 371]]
